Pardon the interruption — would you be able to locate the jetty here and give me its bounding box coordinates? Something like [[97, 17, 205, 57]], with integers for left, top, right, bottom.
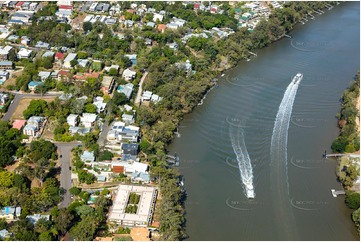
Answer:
[[249, 51, 257, 57], [284, 34, 292, 38], [331, 189, 346, 197], [166, 154, 180, 166]]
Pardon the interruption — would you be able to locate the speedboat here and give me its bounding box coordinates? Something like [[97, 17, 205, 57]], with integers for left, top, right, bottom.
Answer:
[[293, 73, 303, 84]]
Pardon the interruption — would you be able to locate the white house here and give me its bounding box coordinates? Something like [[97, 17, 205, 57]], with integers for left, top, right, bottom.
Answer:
[[153, 13, 164, 22], [122, 68, 136, 81], [63, 53, 77, 68], [0, 70, 9, 84], [67, 114, 78, 127], [23, 124, 37, 136], [80, 113, 97, 128], [17, 48, 32, 59]]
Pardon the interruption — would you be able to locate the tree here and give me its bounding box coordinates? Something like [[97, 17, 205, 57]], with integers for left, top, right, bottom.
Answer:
[[0, 170, 14, 188], [9, 219, 37, 241], [98, 151, 113, 161], [345, 192, 360, 209], [85, 103, 97, 113], [83, 21, 93, 32], [30, 139, 57, 161], [69, 186, 81, 196], [69, 214, 99, 241], [34, 218, 52, 234], [75, 205, 94, 219], [23, 100, 48, 119], [70, 59, 78, 67], [108, 68, 118, 76], [54, 208, 74, 235]]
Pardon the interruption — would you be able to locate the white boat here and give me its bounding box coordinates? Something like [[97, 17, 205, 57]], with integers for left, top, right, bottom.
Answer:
[[292, 73, 303, 84]]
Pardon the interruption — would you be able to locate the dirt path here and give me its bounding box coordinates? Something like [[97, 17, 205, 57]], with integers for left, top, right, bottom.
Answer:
[[135, 71, 148, 106]]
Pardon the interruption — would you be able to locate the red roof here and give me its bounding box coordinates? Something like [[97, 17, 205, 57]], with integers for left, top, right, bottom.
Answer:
[[112, 166, 124, 173], [59, 5, 73, 10], [12, 119, 26, 130], [194, 3, 200, 9], [16, 1, 24, 7], [58, 70, 69, 76], [55, 52, 64, 59], [157, 24, 166, 31]]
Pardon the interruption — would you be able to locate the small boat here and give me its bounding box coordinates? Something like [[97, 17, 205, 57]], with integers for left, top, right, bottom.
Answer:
[[221, 73, 225, 77], [292, 73, 303, 84]]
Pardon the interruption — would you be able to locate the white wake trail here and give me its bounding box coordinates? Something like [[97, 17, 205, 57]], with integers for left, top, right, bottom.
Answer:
[[229, 124, 255, 198]]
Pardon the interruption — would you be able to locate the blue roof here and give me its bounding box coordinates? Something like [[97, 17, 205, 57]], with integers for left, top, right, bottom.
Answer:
[[28, 81, 43, 87]]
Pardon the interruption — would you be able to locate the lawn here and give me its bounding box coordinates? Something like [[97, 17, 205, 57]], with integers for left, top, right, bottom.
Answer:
[[11, 97, 56, 120]]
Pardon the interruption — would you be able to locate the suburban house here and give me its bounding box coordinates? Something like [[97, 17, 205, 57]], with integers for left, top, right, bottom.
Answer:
[[122, 68, 136, 81], [153, 13, 163, 22], [63, 53, 77, 68], [12, 119, 26, 130], [0, 45, 12, 60], [67, 114, 78, 127], [101, 76, 115, 94], [131, 172, 150, 184], [38, 71, 51, 81], [17, 48, 32, 59], [26, 214, 50, 225], [42, 51, 55, 59], [57, 70, 70, 81], [0, 229, 11, 239], [0, 70, 9, 84], [93, 96, 107, 113], [0, 61, 13, 70], [23, 116, 44, 136], [124, 54, 137, 66], [122, 113, 135, 125], [104, 64, 119, 73], [73, 72, 100, 81], [117, 83, 134, 100], [28, 81, 43, 91], [55, 52, 65, 62], [122, 143, 139, 156], [0, 207, 21, 221], [20, 36, 30, 46], [9, 11, 34, 24], [78, 59, 90, 68], [0, 92, 8, 105], [80, 113, 98, 128], [35, 41, 50, 49], [141, 90, 162, 103], [157, 24, 166, 33], [81, 150, 95, 163]]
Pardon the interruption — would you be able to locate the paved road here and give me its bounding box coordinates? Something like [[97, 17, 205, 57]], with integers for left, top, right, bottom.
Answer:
[[1, 92, 62, 121], [55, 142, 80, 208], [98, 120, 110, 147], [134, 71, 148, 105]]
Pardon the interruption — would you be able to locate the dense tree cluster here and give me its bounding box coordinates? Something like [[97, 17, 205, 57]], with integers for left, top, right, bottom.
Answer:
[[331, 73, 360, 153]]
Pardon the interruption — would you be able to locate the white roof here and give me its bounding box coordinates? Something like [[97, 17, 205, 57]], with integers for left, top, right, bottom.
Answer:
[[122, 68, 136, 76], [18, 48, 32, 56], [67, 114, 78, 122], [80, 113, 97, 122], [109, 185, 156, 225], [64, 53, 77, 62]]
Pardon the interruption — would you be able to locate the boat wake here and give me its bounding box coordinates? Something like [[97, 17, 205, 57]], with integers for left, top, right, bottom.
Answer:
[[269, 73, 302, 239], [229, 122, 255, 199]]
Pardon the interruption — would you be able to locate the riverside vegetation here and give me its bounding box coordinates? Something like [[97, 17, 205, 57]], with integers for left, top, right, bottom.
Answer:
[[332, 73, 360, 232], [0, 1, 340, 240]]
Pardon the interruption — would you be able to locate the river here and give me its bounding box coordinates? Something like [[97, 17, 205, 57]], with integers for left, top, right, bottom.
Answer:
[[168, 2, 360, 240]]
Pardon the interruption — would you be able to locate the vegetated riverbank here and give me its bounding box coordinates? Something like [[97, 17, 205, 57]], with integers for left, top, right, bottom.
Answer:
[[137, 2, 341, 240], [331, 72, 360, 232]]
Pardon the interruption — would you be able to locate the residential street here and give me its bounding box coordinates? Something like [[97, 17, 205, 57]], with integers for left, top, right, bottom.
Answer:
[[55, 142, 79, 208]]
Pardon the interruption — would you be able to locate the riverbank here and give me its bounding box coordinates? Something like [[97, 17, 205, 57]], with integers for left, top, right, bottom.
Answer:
[[332, 72, 360, 232]]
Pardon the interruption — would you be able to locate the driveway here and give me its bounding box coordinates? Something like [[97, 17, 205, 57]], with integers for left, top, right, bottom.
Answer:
[[134, 71, 148, 105]]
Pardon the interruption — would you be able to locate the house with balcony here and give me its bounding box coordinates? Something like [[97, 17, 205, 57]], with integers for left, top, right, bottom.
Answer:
[[80, 113, 98, 128], [122, 68, 136, 81]]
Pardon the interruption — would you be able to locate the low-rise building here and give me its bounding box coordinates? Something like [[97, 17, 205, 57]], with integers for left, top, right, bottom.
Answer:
[[93, 96, 107, 113], [28, 81, 43, 91], [67, 114, 78, 127], [0, 70, 9, 84], [0, 206, 21, 221], [122, 68, 136, 81], [0, 229, 12, 239], [122, 113, 135, 125], [42, 51, 55, 59], [0, 61, 13, 70], [108, 185, 157, 227], [117, 83, 134, 100], [38, 71, 51, 81], [0, 45, 12, 60], [35, 41, 50, 49], [0, 92, 8, 105], [80, 113, 98, 128], [26, 214, 50, 225], [63, 53, 77, 68], [81, 150, 95, 163], [124, 54, 137, 66], [122, 143, 138, 156], [101, 76, 115, 94], [12, 119, 26, 130], [17, 48, 32, 59]]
